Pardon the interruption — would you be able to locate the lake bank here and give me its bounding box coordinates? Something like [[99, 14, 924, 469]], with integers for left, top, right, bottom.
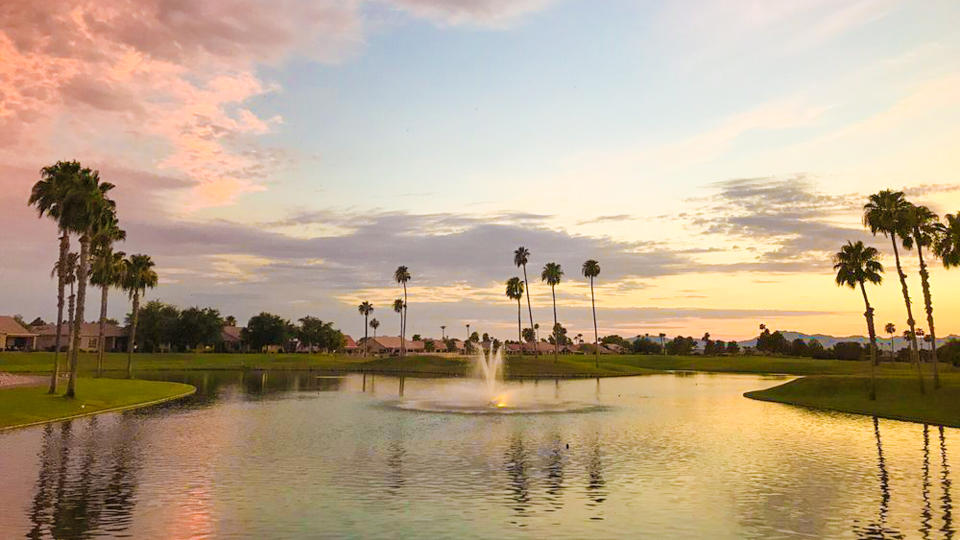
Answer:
[[0, 377, 196, 430]]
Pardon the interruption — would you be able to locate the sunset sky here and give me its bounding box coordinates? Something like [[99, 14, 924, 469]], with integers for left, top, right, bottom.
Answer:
[[2, 0, 960, 341]]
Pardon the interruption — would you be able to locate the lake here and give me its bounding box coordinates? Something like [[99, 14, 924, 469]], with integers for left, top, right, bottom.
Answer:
[[0, 371, 955, 539]]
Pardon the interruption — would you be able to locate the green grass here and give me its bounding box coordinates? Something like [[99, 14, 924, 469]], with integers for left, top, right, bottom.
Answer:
[[0, 378, 196, 430], [1, 351, 923, 377], [746, 374, 960, 427]]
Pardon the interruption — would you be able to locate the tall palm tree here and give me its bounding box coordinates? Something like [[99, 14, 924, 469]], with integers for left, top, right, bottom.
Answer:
[[358, 301, 373, 357], [89, 243, 125, 377], [121, 254, 158, 379], [89, 214, 125, 376], [505, 277, 525, 353], [394, 266, 411, 358], [833, 241, 884, 400], [514, 247, 537, 355], [60, 166, 117, 397], [934, 212, 960, 267], [541, 262, 564, 363], [658, 332, 666, 355], [902, 204, 943, 388], [864, 189, 924, 393], [29, 161, 84, 394], [440, 325, 446, 340], [582, 260, 601, 368], [884, 322, 896, 360], [370, 318, 380, 340]]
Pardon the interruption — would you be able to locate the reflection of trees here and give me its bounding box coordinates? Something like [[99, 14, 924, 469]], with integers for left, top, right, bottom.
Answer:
[[922, 425, 932, 540], [504, 434, 531, 517], [544, 434, 565, 510], [942, 426, 954, 539], [586, 436, 606, 508], [386, 437, 406, 497], [853, 417, 904, 539], [25, 417, 141, 539]]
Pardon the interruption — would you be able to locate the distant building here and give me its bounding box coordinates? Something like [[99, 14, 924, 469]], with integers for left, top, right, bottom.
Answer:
[[356, 336, 464, 355], [0, 316, 38, 351], [220, 325, 248, 353], [31, 322, 127, 353]]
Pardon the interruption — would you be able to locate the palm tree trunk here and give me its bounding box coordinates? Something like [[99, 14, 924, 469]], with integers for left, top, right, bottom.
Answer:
[[516, 298, 522, 353], [859, 281, 878, 400], [916, 243, 939, 389], [50, 231, 68, 394], [890, 237, 924, 393], [551, 284, 558, 363], [66, 234, 90, 398], [127, 292, 140, 378], [363, 313, 369, 357], [67, 286, 75, 355], [522, 264, 537, 356], [402, 283, 407, 359], [97, 285, 108, 378], [590, 276, 599, 369]]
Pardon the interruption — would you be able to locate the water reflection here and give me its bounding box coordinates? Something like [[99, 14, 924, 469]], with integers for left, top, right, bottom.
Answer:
[[585, 435, 607, 516], [26, 418, 141, 539], [854, 417, 903, 539], [943, 426, 955, 539], [543, 434, 565, 511], [504, 433, 531, 520], [922, 425, 932, 539]]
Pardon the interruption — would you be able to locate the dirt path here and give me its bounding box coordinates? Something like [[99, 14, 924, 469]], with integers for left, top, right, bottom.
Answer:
[[0, 373, 47, 388]]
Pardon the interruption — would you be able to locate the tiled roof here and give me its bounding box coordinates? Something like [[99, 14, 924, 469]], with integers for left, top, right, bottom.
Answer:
[[0, 316, 36, 336], [31, 322, 124, 337]]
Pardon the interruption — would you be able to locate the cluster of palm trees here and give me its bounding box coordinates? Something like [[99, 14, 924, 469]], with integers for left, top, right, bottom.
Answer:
[[28, 161, 159, 398], [506, 247, 603, 367], [833, 189, 960, 400], [356, 265, 412, 358]]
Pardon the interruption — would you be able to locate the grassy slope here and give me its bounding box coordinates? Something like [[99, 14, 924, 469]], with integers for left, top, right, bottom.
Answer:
[[0, 378, 195, 430], [746, 374, 960, 427]]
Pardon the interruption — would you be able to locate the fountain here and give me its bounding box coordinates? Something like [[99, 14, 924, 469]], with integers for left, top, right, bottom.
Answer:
[[393, 345, 606, 414]]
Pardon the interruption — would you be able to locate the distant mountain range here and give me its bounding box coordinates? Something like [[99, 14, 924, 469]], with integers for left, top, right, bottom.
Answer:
[[735, 331, 960, 350]]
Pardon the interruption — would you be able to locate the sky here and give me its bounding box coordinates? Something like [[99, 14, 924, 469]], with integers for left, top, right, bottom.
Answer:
[[1, 0, 960, 342]]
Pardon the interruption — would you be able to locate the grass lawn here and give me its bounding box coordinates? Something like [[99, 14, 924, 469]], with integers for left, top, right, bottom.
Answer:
[[1, 351, 929, 378], [0, 378, 196, 430], [746, 373, 960, 428]]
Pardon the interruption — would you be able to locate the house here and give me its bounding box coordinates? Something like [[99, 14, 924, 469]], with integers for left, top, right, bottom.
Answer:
[[220, 325, 248, 353], [31, 322, 127, 353], [342, 335, 359, 354], [358, 336, 426, 355], [0, 316, 38, 351]]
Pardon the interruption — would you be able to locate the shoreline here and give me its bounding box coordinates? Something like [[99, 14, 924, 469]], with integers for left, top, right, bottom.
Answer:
[[0, 378, 197, 432]]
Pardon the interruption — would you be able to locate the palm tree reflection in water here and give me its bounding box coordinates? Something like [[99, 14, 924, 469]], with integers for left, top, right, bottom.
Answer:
[[942, 426, 954, 539], [26, 418, 140, 539], [854, 417, 904, 539], [505, 434, 531, 521], [922, 425, 932, 540]]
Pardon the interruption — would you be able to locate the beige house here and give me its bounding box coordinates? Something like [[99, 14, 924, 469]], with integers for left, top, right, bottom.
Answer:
[[0, 316, 38, 351], [32, 322, 127, 353]]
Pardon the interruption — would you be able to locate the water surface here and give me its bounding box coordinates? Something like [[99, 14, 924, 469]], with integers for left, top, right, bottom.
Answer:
[[0, 371, 955, 538]]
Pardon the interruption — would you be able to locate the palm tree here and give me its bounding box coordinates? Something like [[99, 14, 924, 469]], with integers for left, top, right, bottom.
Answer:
[[541, 262, 564, 363], [864, 190, 924, 393], [884, 322, 896, 360], [934, 212, 960, 267], [514, 247, 537, 355], [59, 166, 117, 397], [833, 241, 884, 400], [394, 266, 411, 358], [505, 277, 525, 353], [89, 242, 125, 377], [440, 325, 446, 340], [358, 301, 373, 357], [581, 259, 601, 368], [902, 204, 943, 388], [29, 161, 84, 394], [370, 318, 380, 340], [121, 254, 158, 378], [658, 332, 666, 355]]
